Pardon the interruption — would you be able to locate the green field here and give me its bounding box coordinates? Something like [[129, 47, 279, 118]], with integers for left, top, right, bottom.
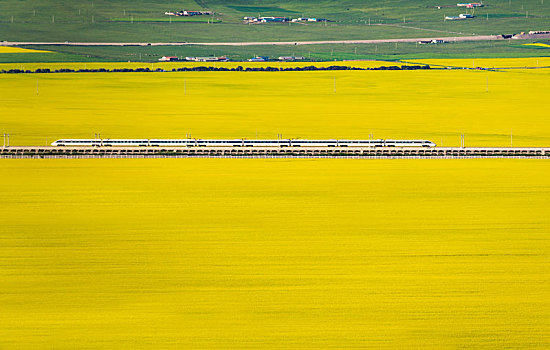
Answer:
[[1, 0, 550, 61], [1, 159, 549, 349], [109, 17, 221, 23], [9, 39, 549, 63], [1, 0, 550, 42]]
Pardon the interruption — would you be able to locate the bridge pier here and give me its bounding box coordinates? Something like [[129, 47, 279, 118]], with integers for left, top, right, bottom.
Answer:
[[1, 147, 548, 159]]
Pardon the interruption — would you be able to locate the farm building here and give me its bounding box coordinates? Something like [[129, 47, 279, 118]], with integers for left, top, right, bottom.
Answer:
[[278, 56, 305, 61], [457, 3, 484, 7], [445, 16, 465, 20], [418, 39, 447, 44], [248, 56, 269, 62], [261, 17, 290, 23], [245, 16, 331, 24], [291, 17, 331, 22], [165, 10, 212, 16], [185, 56, 228, 62], [243, 16, 292, 24], [158, 56, 179, 62]]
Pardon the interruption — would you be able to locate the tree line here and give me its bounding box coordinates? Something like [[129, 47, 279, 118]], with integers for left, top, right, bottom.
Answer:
[[1, 65, 430, 74]]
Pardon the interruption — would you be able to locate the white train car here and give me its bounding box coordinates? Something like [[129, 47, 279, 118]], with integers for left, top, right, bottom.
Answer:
[[336, 140, 384, 147], [51, 139, 101, 146], [51, 139, 437, 147], [384, 140, 436, 147], [102, 139, 149, 146], [149, 139, 191, 147], [290, 140, 338, 147]]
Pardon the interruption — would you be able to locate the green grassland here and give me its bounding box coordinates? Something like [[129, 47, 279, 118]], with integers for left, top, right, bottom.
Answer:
[[11, 39, 549, 63], [1, 0, 550, 61], [109, 17, 221, 23], [1, 0, 549, 43], [0, 51, 111, 63]]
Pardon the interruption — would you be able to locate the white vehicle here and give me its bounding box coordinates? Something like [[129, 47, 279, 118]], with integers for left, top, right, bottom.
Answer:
[[51, 139, 436, 147]]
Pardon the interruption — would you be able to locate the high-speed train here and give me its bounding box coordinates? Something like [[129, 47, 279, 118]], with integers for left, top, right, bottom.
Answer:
[[51, 139, 436, 147]]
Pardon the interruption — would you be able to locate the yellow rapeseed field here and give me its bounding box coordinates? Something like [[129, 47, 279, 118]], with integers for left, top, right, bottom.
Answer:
[[0, 46, 52, 53], [1, 63, 549, 147], [1, 159, 549, 349], [523, 43, 550, 48], [0, 59, 403, 72], [409, 57, 550, 68]]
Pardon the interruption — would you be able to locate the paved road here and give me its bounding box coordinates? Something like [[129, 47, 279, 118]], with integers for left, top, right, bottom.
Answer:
[[2, 33, 548, 47], [0, 35, 508, 46]]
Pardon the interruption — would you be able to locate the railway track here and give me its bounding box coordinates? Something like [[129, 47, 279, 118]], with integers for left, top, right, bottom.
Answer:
[[1, 147, 549, 159]]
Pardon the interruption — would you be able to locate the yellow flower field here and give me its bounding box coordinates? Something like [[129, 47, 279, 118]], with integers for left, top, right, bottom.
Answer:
[[0, 158, 548, 349], [1, 65, 549, 147], [408, 57, 550, 68], [0, 46, 52, 53], [523, 43, 550, 48], [0, 59, 404, 72]]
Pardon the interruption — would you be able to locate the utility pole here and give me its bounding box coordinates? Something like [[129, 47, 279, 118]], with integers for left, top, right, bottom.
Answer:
[[486, 76, 489, 92], [36, 78, 39, 95], [333, 77, 336, 93]]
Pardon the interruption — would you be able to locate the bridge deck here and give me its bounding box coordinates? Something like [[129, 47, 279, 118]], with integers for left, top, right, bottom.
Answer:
[[1, 147, 549, 158]]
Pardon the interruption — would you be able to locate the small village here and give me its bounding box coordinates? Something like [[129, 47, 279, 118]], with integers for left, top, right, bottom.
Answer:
[[158, 55, 307, 62], [444, 2, 484, 20], [243, 16, 332, 24], [164, 10, 212, 17]]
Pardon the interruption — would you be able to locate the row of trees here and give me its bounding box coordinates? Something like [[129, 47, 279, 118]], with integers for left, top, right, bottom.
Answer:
[[1, 65, 430, 74]]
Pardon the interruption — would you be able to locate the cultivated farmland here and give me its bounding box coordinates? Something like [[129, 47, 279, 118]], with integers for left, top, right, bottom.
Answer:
[[1, 60, 549, 147], [0, 158, 549, 349]]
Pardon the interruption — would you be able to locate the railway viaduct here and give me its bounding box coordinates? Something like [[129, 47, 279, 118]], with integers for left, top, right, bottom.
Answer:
[[1, 147, 549, 159]]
